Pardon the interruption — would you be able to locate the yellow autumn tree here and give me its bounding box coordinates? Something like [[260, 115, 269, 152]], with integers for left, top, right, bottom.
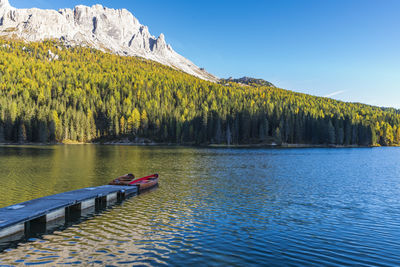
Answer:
[[127, 108, 141, 135]]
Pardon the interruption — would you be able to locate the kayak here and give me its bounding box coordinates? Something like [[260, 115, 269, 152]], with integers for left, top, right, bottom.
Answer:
[[129, 174, 159, 191], [109, 173, 159, 191]]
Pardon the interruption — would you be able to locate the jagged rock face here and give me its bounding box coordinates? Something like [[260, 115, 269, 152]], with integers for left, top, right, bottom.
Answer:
[[0, 0, 10, 10], [0, 1, 218, 82]]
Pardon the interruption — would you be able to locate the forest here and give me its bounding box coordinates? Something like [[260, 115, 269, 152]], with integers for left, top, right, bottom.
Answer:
[[0, 39, 399, 146]]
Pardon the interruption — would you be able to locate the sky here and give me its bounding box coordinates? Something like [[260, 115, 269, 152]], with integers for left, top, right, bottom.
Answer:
[[10, 0, 400, 108]]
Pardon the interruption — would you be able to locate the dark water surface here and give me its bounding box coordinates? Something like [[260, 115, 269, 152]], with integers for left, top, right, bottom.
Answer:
[[0, 145, 400, 266]]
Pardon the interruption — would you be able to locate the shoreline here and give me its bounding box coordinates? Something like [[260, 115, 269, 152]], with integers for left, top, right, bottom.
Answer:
[[0, 141, 392, 148]]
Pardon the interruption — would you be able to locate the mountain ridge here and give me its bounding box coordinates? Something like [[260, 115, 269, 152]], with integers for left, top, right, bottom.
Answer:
[[0, 0, 218, 82], [221, 77, 276, 88]]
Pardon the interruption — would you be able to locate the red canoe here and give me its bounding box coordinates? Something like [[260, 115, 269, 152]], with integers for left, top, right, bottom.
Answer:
[[109, 174, 159, 191]]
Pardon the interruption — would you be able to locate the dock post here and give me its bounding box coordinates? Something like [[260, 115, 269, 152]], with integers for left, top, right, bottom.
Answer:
[[65, 203, 82, 221], [95, 196, 107, 211], [117, 191, 125, 202]]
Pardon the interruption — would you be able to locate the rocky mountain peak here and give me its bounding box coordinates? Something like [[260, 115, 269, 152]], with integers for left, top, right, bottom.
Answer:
[[0, 0, 11, 10], [157, 33, 165, 44], [0, 1, 218, 82]]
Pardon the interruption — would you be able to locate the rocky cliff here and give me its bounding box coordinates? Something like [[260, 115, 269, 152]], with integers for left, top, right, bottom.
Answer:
[[0, 0, 218, 81]]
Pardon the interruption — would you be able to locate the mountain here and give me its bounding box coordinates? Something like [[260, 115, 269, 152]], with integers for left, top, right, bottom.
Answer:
[[0, 0, 218, 82], [221, 77, 276, 87]]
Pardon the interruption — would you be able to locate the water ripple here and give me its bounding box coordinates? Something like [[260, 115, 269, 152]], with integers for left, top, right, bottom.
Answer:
[[1, 146, 400, 266]]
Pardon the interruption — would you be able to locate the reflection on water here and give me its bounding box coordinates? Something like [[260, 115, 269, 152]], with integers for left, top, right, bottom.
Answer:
[[1, 145, 400, 265]]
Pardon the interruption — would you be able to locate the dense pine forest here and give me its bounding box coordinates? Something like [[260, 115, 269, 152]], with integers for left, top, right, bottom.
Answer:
[[0, 40, 399, 146]]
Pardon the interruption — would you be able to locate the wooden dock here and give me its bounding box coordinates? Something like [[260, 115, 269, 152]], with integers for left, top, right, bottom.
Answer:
[[0, 185, 139, 239]]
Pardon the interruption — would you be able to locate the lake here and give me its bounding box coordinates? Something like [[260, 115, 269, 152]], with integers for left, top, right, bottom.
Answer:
[[0, 145, 400, 266]]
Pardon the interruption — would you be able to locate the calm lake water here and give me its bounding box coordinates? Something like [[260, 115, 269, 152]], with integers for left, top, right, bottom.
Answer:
[[0, 145, 400, 266]]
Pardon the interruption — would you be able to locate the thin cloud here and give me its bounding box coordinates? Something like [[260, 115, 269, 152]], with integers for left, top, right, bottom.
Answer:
[[323, 90, 346, 98]]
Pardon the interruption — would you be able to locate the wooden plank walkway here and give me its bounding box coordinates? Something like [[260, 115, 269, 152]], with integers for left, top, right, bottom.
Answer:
[[0, 185, 139, 238]]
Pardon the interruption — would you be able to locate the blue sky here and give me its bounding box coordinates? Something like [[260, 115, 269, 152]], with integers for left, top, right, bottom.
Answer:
[[11, 0, 400, 108]]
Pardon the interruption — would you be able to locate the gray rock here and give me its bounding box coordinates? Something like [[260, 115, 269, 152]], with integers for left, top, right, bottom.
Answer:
[[0, 1, 218, 82]]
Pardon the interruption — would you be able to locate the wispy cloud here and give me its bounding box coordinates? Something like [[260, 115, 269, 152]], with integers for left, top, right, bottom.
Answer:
[[323, 90, 346, 98]]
